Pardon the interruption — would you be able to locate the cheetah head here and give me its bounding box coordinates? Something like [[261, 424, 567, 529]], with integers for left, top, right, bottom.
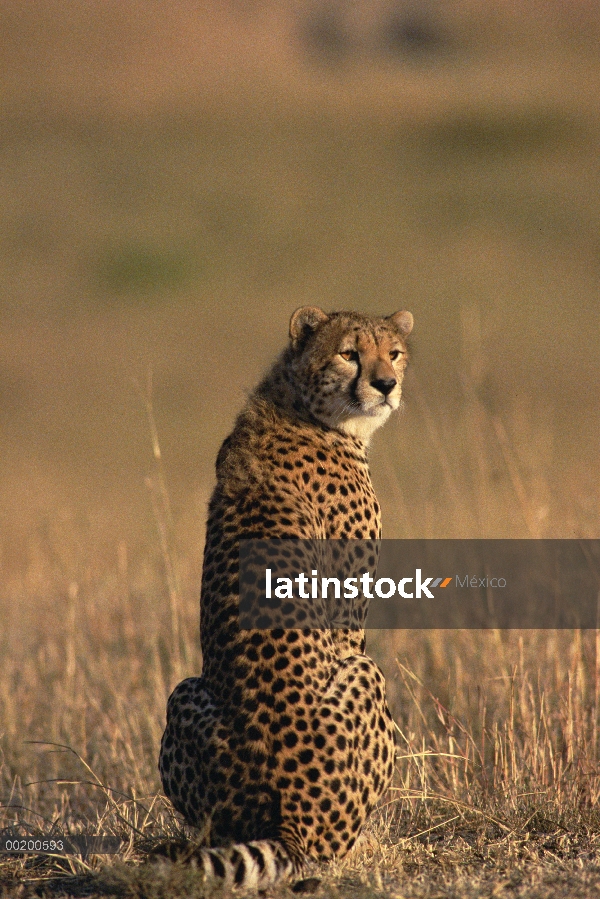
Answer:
[[288, 306, 413, 443]]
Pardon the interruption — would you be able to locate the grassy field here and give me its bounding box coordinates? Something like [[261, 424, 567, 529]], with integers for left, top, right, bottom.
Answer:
[[1, 2, 600, 896]]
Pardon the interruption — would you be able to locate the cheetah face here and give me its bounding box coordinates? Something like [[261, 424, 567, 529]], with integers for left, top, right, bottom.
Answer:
[[289, 307, 413, 443]]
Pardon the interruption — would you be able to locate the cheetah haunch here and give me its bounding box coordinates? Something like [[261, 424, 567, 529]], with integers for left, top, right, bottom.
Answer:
[[159, 306, 413, 889]]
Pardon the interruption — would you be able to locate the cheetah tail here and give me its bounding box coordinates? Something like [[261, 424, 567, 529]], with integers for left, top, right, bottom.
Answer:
[[156, 838, 300, 890]]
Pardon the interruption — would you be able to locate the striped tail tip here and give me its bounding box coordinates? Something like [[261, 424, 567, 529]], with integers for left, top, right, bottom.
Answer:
[[153, 839, 299, 891]]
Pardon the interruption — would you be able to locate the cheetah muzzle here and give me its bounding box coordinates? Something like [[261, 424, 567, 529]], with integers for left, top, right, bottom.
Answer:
[[159, 306, 414, 889]]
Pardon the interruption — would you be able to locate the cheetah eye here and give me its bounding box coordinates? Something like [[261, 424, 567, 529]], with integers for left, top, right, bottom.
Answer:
[[339, 350, 358, 362], [389, 349, 405, 362]]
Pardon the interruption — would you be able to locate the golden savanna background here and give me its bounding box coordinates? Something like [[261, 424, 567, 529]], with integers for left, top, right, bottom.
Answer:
[[1, 2, 599, 896]]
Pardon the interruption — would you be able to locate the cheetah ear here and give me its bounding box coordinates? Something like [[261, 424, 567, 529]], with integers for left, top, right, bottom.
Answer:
[[289, 306, 329, 344], [388, 310, 414, 337]]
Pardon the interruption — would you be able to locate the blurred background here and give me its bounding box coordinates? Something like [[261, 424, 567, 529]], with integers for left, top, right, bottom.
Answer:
[[0, 0, 598, 590]]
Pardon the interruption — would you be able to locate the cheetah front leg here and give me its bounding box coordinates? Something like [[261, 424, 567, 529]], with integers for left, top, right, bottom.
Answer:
[[278, 654, 396, 862]]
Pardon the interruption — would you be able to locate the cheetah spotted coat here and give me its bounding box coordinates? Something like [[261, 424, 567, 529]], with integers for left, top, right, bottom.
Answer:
[[159, 307, 413, 889]]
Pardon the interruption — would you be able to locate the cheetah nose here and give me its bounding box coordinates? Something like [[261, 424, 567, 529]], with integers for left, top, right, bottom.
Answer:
[[371, 377, 397, 397]]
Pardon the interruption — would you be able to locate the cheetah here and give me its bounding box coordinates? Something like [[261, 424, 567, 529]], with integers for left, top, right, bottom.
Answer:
[[159, 306, 414, 889]]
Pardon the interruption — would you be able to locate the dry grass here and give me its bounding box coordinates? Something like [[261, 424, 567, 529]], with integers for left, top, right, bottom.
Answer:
[[1, 377, 599, 898]]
